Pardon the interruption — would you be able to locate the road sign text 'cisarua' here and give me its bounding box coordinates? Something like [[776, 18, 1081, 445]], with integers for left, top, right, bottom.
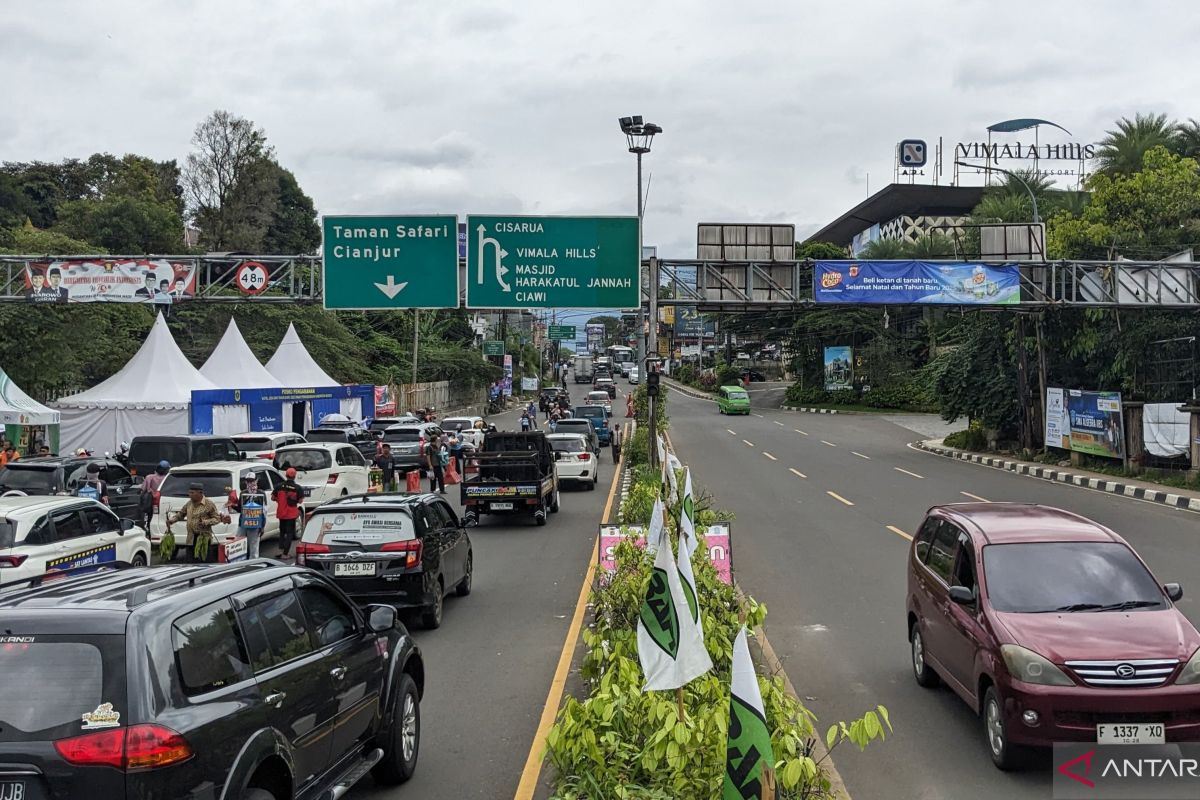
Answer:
[[322, 215, 459, 310]]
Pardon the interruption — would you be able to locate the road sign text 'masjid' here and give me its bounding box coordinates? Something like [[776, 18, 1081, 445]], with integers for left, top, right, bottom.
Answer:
[[322, 215, 459, 310], [467, 216, 639, 309]]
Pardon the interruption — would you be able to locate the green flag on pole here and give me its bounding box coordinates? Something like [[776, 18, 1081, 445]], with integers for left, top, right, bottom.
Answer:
[[723, 626, 775, 800]]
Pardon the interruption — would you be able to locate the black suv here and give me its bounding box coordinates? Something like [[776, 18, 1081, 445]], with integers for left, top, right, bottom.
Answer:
[[127, 435, 242, 477], [0, 560, 424, 799], [0, 456, 142, 521], [305, 426, 377, 460]]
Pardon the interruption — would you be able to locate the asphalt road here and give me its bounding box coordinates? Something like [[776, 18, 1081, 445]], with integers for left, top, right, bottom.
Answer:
[[665, 389, 1200, 799], [350, 404, 613, 800]]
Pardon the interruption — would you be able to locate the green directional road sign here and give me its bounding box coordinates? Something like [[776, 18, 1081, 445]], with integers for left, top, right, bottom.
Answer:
[[466, 215, 639, 309], [323, 215, 459, 310], [548, 325, 576, 340], [482, 340, 504, 356]]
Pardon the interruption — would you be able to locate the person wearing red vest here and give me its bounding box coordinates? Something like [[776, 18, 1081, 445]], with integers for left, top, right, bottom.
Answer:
[[273, 467, 304, 558]]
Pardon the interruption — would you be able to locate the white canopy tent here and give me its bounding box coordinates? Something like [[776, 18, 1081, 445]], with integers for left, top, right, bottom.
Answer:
[[264, 324, 361, 420], [56, 314, 218, 453], [200, 318, 281, 435], [0, 369, 59, 426]]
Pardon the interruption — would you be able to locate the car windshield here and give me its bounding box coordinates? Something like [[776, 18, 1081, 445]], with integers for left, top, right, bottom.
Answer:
[[273, 449, 333, 472], [557, 421, 591, 432], [443, 418, 474, 430], [306, 430, 348, 443], [576, 407, 604, 419], [0, 465, 58, 493], [130, 441, 188, 466], [983, 542, 1167, 613], [233, 437, 273, 452], [384, 428, 423, 443], [161, 471, 232, 498], [0, 638, 115, 740], [550, 438, 586, 453]]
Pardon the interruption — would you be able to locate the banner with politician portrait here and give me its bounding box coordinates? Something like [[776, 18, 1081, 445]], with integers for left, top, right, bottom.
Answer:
[[23, 259, 198, 304]]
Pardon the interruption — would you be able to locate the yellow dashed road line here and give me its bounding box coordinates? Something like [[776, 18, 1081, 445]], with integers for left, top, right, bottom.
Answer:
[[887, 525, 913, 541], [789, 468, 807, 478], [763, 452, 777, 461]]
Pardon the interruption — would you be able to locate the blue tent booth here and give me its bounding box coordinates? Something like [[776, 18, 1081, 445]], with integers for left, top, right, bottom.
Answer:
[[190, 385, 376, 436]]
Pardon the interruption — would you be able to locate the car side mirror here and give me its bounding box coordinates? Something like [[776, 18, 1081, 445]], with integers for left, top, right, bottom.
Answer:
[[1165, 583, 1184, 602], [948, 585, 975, 605], [367, 604, 397, 633], [119, 518, 135, 534]]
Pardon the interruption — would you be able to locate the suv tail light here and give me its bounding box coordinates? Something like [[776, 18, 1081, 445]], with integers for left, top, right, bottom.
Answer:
[[578, 453, 592, 461], [326, 473, 340, 485], [295, 541, 330, 566], [55, 724, 192, 770], [0, 554, 28, 568], [381, 539, 423, 568]]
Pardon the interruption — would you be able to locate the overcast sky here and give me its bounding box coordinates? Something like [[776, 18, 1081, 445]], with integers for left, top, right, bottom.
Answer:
[[7, 1, 1198, 256]]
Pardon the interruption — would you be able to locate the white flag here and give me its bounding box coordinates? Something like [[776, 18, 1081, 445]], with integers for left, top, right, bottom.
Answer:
[[679, 467, 697, 557], [723, 627, 775, 799], [637, 499, 713, 691], [676, 505, 702, 635], [665, 452, 681, 504]]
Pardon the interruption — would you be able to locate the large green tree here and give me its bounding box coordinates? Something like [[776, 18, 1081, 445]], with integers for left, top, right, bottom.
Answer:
[[261, 165, 320, 253], [1094, 113, 1180, 177]]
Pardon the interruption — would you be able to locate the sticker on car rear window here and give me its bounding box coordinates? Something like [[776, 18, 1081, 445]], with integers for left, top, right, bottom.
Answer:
[[0, 636, 34, 643], [81, 702, 121, 730]]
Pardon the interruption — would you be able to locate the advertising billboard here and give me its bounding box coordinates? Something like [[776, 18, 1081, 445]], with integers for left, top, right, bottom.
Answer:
[[1044, 387, 1068, 449], [823, 346, 853, 391], [599, 523, 732, 584], [674, 306, 716, 338], [22, 259, 197, 304], [814, 260, 1020, 305], [1067, 389, 1124, 459]]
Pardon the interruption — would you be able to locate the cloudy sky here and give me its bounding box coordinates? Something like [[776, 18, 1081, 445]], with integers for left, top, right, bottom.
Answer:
[[7, 1, 1197, 256]]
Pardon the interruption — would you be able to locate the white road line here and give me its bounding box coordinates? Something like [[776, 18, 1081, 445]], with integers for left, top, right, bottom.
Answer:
[[960, 491, 991, 502], [753, 413, 765, 418], [763, 452, 777, 461], [726, 429, 736, 435], [887, 525, 913, 541], [894, 467, 925, 479], [742, 439, 755, 447], [826, 491, 855, 506], [821, 440, 837, 448], [794, 429, 809, 436], [852, 451, 871, 460], [789, 468, 807, 478], [773, 420, 784, 426]]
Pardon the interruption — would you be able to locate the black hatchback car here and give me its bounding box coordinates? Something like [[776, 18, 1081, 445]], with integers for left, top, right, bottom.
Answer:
[[0, 456, 142, 521], [0, 560, 424, 799], [296, 493, 473, 630]]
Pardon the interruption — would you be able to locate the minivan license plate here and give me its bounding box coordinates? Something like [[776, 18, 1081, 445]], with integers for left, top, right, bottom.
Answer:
[[334, 562, 377, 577], [491, 502, 513, 511], [1097, 723, 1165, 745], [0, 782, 25, 800]]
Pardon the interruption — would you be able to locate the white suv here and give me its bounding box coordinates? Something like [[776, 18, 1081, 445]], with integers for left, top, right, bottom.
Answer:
[[148, 461, 285, 553], [0, 495, 150, 584], [273, 443, 370, 508], [547, 433, 600, 489]]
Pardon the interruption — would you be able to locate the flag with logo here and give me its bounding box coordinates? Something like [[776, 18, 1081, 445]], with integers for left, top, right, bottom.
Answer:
[[637, 498, 713, 691], [723, 626, 775, 800], [679, 467, 697, 556]]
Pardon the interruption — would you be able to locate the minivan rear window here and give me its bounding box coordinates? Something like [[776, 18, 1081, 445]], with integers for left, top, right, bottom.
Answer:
[[0, 638, 120, 741], [233, 437, 273, 452], [161, 471, 231, 498], [306, 430, 348, 443], [550, 438, 586, 453], [384, 429, 422, 443], [304, 509, 416, 544], [130, 441, 188, 467], [274, 449, 333, 472]]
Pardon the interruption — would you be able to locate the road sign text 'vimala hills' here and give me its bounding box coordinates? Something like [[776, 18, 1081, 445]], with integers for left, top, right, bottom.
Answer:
[[467, 216, 639, 309], [322, 215, 459, 310]]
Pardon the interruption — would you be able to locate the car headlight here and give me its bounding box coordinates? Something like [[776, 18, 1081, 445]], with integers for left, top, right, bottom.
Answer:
[[1000, 644, 1075, 686], [1175, 648, 1200, 685]]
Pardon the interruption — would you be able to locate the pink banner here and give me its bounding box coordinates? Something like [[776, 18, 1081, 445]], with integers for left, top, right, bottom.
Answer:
[[598, 523, 732, 584]]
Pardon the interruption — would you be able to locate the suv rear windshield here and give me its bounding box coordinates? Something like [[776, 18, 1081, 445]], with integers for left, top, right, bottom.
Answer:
[[550, 438, 586, 453], [233, 437, 274, 452], [306, 430, 348, 444], [130, 440, 189, 466], [161, 471, 232, 498], [0, 464, 58, 493], [587, 393, 608, 402], [983, 542, 1167, 613], [274, 449, 333, 472], [384, 428, 423, 443], [0, 635, 124, 741], [442, 418, 476, 430], [304, 509, 416, 544]]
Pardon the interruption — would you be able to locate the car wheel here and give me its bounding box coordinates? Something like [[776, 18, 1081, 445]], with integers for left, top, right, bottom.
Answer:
[[910, 624, 938, 688], [372, 673, 420, 785], [983, 686, 1021, 770], [131, 552, 148, 568], [535, 507, 547, 526], [421, 580, 444, 629], [550, 490, 560, 513], [456, 552, 473, 596]]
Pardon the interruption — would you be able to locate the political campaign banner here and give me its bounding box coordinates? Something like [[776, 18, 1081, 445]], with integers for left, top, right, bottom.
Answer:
[[23, 259, 198, 304], [502, 354, 513, 396], [823, 345, 853, 390], [598, 522, 732, 584], [520, 376, 538, 391], [1067, 389, 1124, 459], [815, 260, 1020, 305], [1044, 387, 1068, 449]]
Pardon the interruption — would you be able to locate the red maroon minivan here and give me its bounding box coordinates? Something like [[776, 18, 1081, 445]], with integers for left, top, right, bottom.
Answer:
[[906, 503, 1200, 769]]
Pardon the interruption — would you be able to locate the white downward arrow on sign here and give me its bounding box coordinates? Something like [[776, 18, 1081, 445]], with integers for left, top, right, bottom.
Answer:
[[374, 275, 407, 299]]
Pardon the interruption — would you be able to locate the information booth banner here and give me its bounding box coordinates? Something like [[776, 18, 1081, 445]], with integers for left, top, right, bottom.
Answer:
[[598, 523, 732, 584]]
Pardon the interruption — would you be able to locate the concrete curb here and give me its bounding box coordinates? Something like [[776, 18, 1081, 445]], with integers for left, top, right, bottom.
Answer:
[[781, 405, 844, 414], [615, 420, 636, 521], [661, 379, 717, 403], [915, 439, 1200, 514]]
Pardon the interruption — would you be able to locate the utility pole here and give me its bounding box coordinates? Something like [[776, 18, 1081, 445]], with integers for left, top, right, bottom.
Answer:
[[411, 309, 419, 386], [647, 255, 660, 470]]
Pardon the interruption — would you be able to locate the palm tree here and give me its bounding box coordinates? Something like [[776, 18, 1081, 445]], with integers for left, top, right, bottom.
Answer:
[[971, 194, 1032, 224], [859, 238, 909, 259], [1174, 118, 1200, 160], [907, 233, 957, 258], [1094, 113, 1179, 176]]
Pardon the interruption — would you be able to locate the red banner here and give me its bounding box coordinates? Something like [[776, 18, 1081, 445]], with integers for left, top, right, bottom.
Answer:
[[24, 259, 197, 304]]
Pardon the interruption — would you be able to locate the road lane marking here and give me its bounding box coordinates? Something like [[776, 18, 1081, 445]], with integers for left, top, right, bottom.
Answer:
[[852, 451, 870, 459], [789, 468, 807, 478], [727, 429, 736, 435], [887, 525, 913, 541], [821, 440, 837, 447], [514, 424, 622, 799], [773, 420, 784, 426], [794, 429, 809, 436], [753, 413, 765, 418], [960, 491, 991, 502], [894, 467, 925, 479], [743, 439, 755, 447], [826, 491, 855, 506], [763, 452, 777, 461]]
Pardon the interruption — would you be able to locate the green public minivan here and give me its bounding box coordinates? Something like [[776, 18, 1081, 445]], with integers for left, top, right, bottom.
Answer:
[[717, 385, 751, 415]]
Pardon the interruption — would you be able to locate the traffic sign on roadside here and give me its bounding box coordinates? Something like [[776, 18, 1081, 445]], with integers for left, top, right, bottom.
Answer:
[[548, 325, 576, 340], [466, 216, 639, 309], [482, 340, 504, 356], [235, 261, 269, 295], [322, 215, 459, 310]]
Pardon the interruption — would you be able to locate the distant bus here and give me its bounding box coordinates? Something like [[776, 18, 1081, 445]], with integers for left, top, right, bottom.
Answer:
[[605, 345, 635, 367]]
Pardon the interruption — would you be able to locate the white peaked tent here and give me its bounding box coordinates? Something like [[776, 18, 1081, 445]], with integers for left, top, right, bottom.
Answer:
[[56, 314, 218, 453], [264, 323, 361, 419], [201, 318, 280, 389], [0, 369, 59, 426]]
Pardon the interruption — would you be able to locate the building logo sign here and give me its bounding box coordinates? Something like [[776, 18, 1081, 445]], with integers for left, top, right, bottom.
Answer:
[[954, 141, 1096, 163]]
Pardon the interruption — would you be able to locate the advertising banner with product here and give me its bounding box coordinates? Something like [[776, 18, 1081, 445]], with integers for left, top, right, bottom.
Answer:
[[23, 259, 197, 304], [674, 306, 717, 337], [502, 355, 513, 396], [598, 523, 732, 585], [1044, 387, 1068, 449], [823, 346, 853, 390], [1067, 389, 1124, 459], [814, 260, 1020, 305]]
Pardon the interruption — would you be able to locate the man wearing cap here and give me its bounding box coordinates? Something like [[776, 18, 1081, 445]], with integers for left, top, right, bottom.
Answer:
[[273, 468, 304, 559], [166, 482, 229, 562], [73, 462, 108, 505]]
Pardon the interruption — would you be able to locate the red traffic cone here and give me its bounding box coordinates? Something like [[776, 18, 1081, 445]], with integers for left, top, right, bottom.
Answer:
[[445, 457, 461, 485]]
